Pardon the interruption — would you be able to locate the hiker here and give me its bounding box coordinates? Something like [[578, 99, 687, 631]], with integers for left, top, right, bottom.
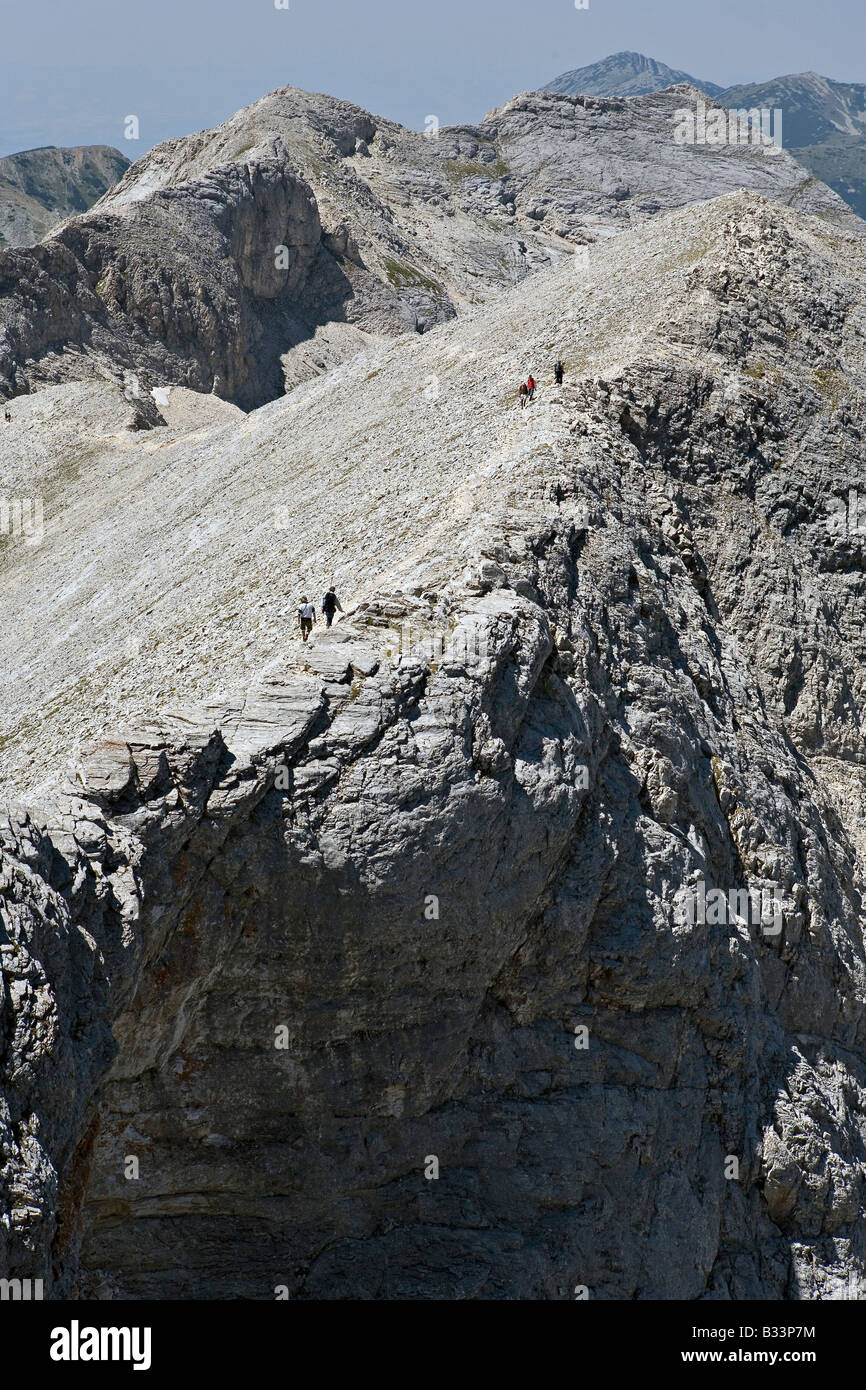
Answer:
[[3, 409, 10, 422], [526, 374, 536, 402], [518, 381, 529, 408], [321, 586, 343, 628], [298, 594, 316, 642], [554, 360, 564, 386]]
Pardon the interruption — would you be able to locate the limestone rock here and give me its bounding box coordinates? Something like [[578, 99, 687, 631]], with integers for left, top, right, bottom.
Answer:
[[1, 183, 866, 1299]]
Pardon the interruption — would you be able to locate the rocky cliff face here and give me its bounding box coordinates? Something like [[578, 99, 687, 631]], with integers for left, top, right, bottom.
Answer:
[[1, 188, 866, 1298], [0, 86, 858, 409], [0, 145, 129, 250]]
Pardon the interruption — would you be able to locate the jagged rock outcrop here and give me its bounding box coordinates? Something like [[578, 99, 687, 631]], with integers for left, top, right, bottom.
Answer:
[[1, 189, 866, 1298], [0, 145, 129, 250], [0, 86, 859, 409]]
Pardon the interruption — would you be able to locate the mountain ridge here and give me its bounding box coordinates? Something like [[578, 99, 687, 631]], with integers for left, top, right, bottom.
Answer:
[[0, 83, 858, 413], [2, 187, 866, 1297], [545, 52, 866, 219], [2, 70, 866, 1301], [720, 72, 866, 219], [0, 144, 129, 249]]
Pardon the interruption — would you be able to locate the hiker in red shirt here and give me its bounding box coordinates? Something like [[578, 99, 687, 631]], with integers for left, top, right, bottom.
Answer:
[[526, 374, 536, 402]]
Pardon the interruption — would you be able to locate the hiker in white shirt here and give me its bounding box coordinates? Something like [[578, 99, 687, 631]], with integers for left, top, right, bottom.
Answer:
[[298, 595, 316, 642]]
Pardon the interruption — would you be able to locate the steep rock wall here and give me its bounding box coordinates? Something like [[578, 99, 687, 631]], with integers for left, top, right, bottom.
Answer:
[[3, 498, 865, 1299]]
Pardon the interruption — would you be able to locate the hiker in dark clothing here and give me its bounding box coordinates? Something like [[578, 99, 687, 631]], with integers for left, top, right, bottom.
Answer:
[[298, 595, 316, 642], [322, 586, 343, 628], [3, 409, 10, 422], [554, 360, 564, 386]]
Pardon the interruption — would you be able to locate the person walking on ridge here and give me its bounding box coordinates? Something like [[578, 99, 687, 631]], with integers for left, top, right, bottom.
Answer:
[[519, 381, 529, 408], [298, 594, 316, 642], [526, 374, 536, 402], [322, 586, 343, 628], [554, 360, 564, 386]]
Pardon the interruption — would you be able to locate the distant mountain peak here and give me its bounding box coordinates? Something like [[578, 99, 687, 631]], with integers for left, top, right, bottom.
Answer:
[[719, 70, 866, 219], [544, 51, 724, 100]]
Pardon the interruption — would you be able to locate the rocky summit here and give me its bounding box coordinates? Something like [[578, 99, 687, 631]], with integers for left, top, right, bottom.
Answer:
[[545, 51, 724, 100], [1, 81, 866, 1303]]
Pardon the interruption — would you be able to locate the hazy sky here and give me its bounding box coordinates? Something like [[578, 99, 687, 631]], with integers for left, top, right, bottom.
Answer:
[[1, 0, 864, 158]]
